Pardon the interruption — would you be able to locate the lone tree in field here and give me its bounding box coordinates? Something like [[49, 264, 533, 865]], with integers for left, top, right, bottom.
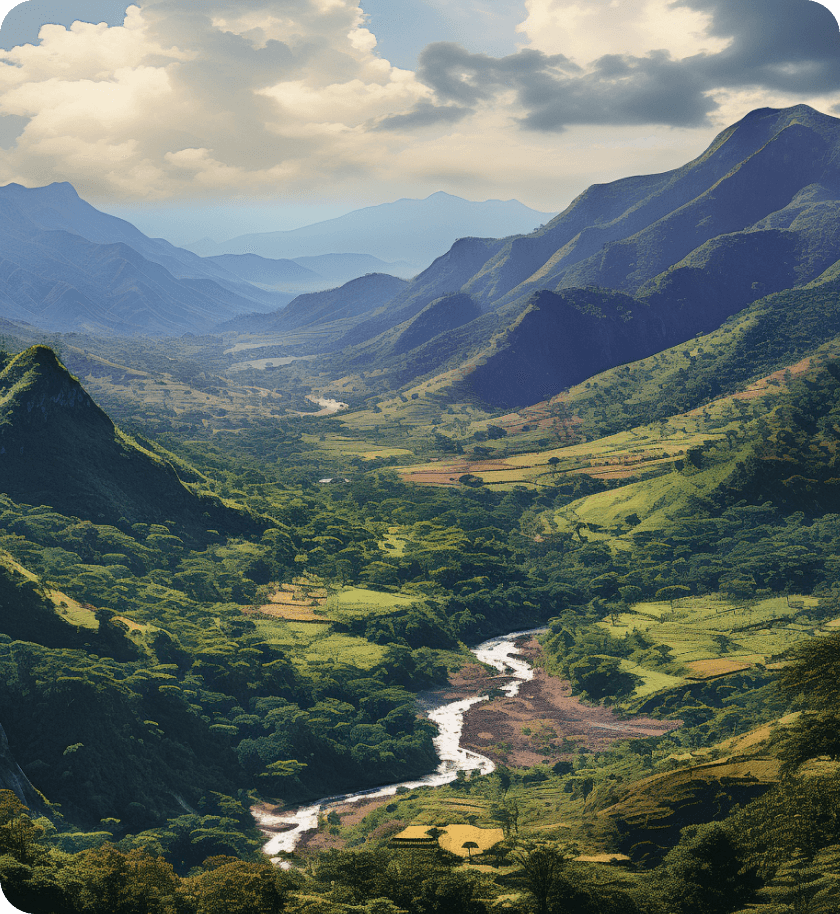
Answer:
[[462, 840, 478, 862]]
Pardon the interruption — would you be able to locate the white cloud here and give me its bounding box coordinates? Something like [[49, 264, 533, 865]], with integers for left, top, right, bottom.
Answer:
[[516, 0, 731, 62], [0, 0, 430, 200], [0, 0, 836, 217]]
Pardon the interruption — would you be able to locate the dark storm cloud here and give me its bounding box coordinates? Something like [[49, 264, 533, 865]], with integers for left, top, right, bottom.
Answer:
[[403, 0, 840, 132]]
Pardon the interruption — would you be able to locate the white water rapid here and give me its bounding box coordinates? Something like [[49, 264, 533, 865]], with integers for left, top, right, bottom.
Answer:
[[253, 628, 542, 860]]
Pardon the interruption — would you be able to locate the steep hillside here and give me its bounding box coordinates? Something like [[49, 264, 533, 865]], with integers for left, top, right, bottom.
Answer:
[[221, 273, 408, 338], [0, 346, 249, 531], [335, 237, 508, 350], [316, 106, 840, 408], [388, 293, 483, 357], [461, 289, 672, 408], [477, 105, 840, 307]]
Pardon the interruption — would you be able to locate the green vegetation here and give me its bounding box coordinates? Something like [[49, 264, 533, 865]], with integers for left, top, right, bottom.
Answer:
[[4, 328, 840, 913]]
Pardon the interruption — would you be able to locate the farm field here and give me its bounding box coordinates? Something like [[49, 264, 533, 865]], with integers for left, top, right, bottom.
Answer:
[[301, 434, 413, 461], [247, 581, 424, 669], [253, 618, 386, 669], [600, 593, 824, 692], [395, 423, 720, 489]]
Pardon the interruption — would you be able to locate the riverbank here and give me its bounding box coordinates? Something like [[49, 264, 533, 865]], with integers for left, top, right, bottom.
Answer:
[[256, 633, 681, 858], [427, 637, 679, 767]]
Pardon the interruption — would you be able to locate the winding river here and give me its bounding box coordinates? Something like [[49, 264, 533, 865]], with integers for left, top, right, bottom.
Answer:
[[253, 628, 541, 859]]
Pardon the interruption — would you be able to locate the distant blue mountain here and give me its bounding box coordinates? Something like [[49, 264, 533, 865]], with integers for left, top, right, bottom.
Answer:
[[0, 183, 293, 335], [188, 192, 553, 266], [206, 251, 416, 291]]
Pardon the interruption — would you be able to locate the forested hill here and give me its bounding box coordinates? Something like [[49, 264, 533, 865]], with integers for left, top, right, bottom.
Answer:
[[0, 345, 254, 533]]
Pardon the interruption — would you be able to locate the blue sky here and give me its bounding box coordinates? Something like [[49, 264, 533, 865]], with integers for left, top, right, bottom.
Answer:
[[0, 1, 837, 243]]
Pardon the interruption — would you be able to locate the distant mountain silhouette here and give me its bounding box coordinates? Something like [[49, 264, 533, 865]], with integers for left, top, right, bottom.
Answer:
[[189, 192, 552, 266], [0, 183, 292, 335]]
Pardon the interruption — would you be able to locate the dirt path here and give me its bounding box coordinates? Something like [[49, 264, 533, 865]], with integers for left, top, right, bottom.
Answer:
[[295, 395, 348, 417]]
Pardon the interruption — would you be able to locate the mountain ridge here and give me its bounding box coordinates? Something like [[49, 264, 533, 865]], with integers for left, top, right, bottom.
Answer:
[[190, 192, 552, 266]]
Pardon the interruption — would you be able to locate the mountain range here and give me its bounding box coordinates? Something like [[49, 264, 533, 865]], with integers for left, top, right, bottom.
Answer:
[[1, 104, 839, 413], [187, 192, 553, 267], [0, 182, 296, 336], [0, 185, 546, 337], [226, 105, 840, 409]]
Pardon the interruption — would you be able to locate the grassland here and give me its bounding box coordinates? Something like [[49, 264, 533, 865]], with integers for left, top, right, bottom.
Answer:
[[253, 618, 386, 669], [301, 434, 413, 461], [601, 593, 824, 700], [248, 582, 420, 669]]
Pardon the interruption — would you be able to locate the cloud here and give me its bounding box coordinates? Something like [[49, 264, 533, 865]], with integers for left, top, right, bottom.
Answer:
[[0, 0, 430, 199], [407, 0, 840, 132], [375, 101, 471, 131], [0, 0, 837, 210]]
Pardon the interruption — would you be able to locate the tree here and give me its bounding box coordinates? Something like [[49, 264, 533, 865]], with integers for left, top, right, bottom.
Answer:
[[413, 872, 487, 914], [462, 841, 478, 862], [781, 632, 840, 710], [658, 822, 755, 914], [513, 843, 568, 914], [190, 859, 291, 914]]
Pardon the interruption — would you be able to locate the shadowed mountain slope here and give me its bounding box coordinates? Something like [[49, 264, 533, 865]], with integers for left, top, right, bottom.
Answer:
[[221, 273, 408, 337], [0, 346, 251, 531], [315, 106, 840, 408]]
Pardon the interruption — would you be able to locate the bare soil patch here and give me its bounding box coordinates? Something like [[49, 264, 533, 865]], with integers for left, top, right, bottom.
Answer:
[[461, 670, 679, 767], [458, 639, 679, 767]]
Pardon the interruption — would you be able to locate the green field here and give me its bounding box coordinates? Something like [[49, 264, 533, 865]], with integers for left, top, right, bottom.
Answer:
[[254, 618, 385, 668], [602, 593, 824, 682], [325, 585, 416, 620]]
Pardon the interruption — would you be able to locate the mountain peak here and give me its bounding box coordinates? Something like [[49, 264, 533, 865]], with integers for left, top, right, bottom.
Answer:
[[0, 345, 106, 429]]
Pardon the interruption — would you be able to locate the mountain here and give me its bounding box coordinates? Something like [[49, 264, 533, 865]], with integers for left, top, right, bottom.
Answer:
[[190, 192, 553, 266], [0, 182, 285, 306], [0, 345, 248, 531], [0, 183, 294, 335], [289, 253, 417, 283], [221, 273, 408, 338], [316, 106, 840, 408], [204, 253, 322, 287]]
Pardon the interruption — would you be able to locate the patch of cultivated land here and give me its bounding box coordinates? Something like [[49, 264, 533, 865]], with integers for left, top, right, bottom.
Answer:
[[395, 424, 720, 489], [599, 594, 824, 678]]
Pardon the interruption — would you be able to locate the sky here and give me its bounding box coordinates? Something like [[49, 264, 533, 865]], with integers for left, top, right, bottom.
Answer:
[[0, 0, 838, 244]]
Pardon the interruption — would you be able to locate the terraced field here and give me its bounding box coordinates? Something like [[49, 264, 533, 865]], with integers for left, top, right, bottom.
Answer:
[[396, 424, 718, 490]]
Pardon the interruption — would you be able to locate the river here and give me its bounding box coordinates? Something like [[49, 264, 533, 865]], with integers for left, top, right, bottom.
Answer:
[[253, 628, 542, 860]]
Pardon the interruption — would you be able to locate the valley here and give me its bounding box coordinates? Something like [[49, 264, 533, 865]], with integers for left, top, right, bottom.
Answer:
[[3, 104, 840, 914]]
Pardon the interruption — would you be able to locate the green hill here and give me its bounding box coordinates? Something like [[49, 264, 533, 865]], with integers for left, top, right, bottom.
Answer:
[[0, 345, 248, 532]]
